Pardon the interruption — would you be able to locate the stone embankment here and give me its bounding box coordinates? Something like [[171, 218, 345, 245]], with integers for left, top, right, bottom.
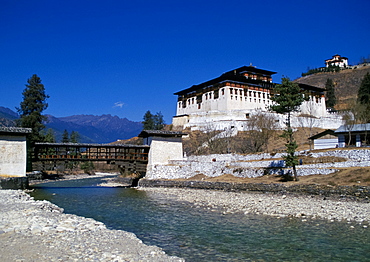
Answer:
[[146, 149, 370, 180], [140, 187, 370, 225], [0, 190, 184, 262]]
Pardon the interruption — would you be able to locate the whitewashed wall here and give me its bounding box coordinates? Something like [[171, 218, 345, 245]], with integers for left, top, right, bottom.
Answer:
[[313, 138, 338, 149], [0, 135, 27, 177], [146, 136, 184, 177]]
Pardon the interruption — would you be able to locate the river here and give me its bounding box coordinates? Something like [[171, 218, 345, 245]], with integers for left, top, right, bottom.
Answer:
[[30, 177, 370, 261]]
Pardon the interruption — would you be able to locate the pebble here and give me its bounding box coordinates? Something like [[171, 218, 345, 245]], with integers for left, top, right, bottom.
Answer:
[[140, 187, 370, 224], [0, 190, 184, 262]]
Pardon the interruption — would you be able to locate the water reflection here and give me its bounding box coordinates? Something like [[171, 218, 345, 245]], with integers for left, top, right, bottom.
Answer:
[[31, 178, 370, 261]]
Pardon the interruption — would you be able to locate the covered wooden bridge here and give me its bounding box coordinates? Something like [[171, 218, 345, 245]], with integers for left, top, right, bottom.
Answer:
[[32, 142, 150, 175]]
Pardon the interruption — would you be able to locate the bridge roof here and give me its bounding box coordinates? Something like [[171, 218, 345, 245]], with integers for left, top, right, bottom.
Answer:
[[0, 127, 32, 135], [138, 130, 187, 138], [34, 142, 149, 148]]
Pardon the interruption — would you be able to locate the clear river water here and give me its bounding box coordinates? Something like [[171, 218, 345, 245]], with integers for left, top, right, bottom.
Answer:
[[30, 177, 370, 262]]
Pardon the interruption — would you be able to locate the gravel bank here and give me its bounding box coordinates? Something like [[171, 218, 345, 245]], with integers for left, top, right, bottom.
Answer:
[[0, 190, 184, 262], [140, 187, 370, 225], [28, 172, 118, 186], [138, 179, 370, 199]]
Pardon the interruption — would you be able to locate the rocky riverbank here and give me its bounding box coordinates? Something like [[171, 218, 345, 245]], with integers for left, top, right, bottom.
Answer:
[[138, 179, 370, 200], [28, 172, 119, 186], [139, 187, 370, 225], [0, 190, 184, 262]]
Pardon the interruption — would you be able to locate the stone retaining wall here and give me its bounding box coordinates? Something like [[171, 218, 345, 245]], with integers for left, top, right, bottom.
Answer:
[[145, 149, 370, 180]]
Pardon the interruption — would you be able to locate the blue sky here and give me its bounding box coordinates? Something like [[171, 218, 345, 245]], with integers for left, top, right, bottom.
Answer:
[[1, 0, 369, 123]]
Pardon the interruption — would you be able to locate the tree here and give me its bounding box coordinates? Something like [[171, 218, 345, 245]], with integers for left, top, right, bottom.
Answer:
[[270, 77, 306, 181], [342, 110, 355, 146], [142, 110, 166, 130], [325, 78, 336, 109], [80, 161, 95, 175], [357, 72, 370, 123], [16, 74, 49, 143], [200, 123, 230, 155], [153, 111, 165, 130], [62, 129, 69, 143], [44, 129, 56, 143], [143, 111, 155, 130], [359, 55, 370, 64], [245, 110, 278, 153], [70, 131, 80, 143]]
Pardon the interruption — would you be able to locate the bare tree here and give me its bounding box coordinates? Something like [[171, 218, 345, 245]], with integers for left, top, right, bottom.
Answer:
[[198, 123, 234, 154], [342, 111, 355, 146], [182, 123, 228, 155], [298, 99, 318, 149], [243, 110, 278, 153]]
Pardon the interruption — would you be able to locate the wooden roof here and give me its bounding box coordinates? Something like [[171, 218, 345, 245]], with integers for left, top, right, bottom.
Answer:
[[35, 142, 149, 148], [308, 129, 336, 140], [0, 127, 32, 135], [138, 130, 187, 138], [174, 65, 323, 96], [174, 66, 276, 96]]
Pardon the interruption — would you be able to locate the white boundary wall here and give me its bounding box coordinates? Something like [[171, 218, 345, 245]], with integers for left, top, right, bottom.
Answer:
[[146, 150, 370, 180], [173, 110, 343, 131]]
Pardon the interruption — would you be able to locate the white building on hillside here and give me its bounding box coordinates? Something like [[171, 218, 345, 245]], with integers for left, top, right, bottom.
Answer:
[[325, 54, 348, 68], [172, 65, 342, 131]]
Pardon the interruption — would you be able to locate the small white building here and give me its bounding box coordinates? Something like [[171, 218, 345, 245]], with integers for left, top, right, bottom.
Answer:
[[308, 130, 338, 149], [0, 127, 31, 189], [138, 130, 186, 178], [325, 54, 348, 68], [0, 127, 31, 177]]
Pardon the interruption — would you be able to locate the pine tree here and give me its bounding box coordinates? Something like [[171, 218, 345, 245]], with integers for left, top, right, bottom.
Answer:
[[358, 72, 370, 105], [44, 129, 56, 143], [143, 111, 155, 130], [142, 111, 166, 130], [270, 77, 306, 181], [357, 72, 370, 123], [16, 74, 49, 143], [62, 129, 69, 143], [325, 78, 336, 109], [153, 111, 165, 130], [70, 131, 80, 143]]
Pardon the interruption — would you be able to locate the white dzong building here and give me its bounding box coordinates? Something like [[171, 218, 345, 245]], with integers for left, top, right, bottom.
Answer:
[[172, 65, 341, 131], [325, 54, 348, 68]]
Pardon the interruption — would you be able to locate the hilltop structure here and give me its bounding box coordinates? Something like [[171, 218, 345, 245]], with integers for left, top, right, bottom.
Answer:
[[325, 54, 348, 68], [172, 65, 342, 131]]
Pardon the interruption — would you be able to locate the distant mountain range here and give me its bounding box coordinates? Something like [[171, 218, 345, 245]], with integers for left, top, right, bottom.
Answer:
[[0, 106, 143, 143]]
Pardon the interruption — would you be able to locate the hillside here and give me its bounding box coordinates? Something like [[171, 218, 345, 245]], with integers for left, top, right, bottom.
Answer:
[[55, 114, 143, 143], [294, 65, 370, 110], [0, 106, 19, 126]]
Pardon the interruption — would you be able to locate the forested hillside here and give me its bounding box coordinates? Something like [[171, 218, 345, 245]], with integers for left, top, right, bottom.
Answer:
[[294, 65, 370, 110]]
